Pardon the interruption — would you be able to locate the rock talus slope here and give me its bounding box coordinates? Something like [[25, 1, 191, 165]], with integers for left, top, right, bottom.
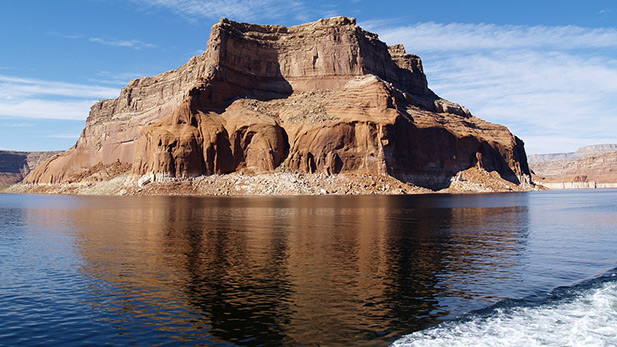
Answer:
[[24, 17, 532, 192]]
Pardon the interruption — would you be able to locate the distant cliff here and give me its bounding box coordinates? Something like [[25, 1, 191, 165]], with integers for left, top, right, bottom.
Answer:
[[21, 17, 533, 194], [0, 151, 60, 187], [528, 144, 617, 163], [530, 144, 617, 188]]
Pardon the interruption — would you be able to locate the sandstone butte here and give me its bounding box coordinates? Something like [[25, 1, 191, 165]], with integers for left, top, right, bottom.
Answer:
[[19, 17, 534, 195]]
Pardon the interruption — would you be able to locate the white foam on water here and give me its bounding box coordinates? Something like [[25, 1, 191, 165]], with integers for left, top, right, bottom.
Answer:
[[392, 281, 617, 347]]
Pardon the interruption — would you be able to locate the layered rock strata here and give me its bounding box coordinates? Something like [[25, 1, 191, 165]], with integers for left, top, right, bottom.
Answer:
[[530, 145, 617, 188], [24, 17, 532, 191], [0, 151, 60, 187], [529, 144, 617, 163]]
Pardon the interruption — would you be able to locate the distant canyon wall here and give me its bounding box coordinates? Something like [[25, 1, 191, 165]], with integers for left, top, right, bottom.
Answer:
[[530, 144, 617, 189], [0, 151, 60, 187]]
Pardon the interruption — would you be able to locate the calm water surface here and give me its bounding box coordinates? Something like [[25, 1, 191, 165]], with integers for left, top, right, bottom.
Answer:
[[0, 190, 616, 346]]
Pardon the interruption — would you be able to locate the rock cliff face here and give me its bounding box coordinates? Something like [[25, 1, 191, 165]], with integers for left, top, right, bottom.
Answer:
[[528, 144, 617, 164], [24, 17, 532, 191], [0, 151, 60, 187], [530, 144, 617, 187]]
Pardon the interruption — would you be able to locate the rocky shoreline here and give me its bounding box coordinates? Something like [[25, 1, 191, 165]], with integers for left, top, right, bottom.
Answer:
[[6, 167, 536, 196]]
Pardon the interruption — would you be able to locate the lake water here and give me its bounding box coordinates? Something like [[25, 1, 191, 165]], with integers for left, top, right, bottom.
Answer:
[[0, 190, 615, 346]]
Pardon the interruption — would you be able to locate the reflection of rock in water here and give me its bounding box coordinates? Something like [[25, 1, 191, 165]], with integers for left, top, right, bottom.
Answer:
[[62, 195, 530, 345], [163, 199, 295, 345]]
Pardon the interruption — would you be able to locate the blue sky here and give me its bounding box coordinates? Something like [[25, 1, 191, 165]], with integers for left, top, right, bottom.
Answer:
[[1, 0, 616, 154]]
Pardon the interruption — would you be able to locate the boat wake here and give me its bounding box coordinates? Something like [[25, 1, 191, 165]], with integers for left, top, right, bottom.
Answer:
[[392, 268, 617, 346]]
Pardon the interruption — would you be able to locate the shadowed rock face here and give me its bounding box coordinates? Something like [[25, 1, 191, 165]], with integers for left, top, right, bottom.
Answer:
[[25, 17, 532, 190], [0, 151, 60, 187]]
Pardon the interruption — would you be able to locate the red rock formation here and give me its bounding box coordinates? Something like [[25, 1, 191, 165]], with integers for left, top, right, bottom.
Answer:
[[25, 17, 532, 190], [530, 145, 617, 185], [0, 151, 60, 187]]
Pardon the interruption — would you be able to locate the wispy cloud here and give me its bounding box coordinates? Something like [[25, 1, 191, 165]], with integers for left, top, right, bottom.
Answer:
[[0, 99, 100, 120], [1, 121, 35, 127], [47, 32, 83, 40], [0, 75, 120, 100], [363, 21, 617, 154], [0, 75, 120, 120], [89, 37, 157, 49], [92, 71, 148, 86], [373, 22, 617, 52], [43, 133, 81, 139], [48, 31, 156, 50], [129, 0, 307, 22]]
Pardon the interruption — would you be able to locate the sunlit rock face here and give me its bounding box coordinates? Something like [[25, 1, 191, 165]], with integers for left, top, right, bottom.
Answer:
[[529, 145, 617, 188], [25, 17, 531, 190]]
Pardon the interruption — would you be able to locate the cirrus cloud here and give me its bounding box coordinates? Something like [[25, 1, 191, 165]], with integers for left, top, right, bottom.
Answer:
[[128, 0, 307, 22], [371, 22, 617, 52], [0, 75, 120, 120], [89, 37, 157, 49]]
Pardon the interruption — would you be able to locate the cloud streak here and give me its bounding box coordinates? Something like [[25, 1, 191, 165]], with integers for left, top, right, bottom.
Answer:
[[0, 99, 99, 120], [1, 121, 35, 128], [43, 133, 83, 139], [129, 0, 307, 22], [48, 31, 156, 50], [0, 75, 120, 100], [92, 71, 149, 86], [373, 22, 617, 52], [89, 37, 157, 49], [364, 21, 617, 153], [0, 75, 120, 120], [47, 32, 83, 40]]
